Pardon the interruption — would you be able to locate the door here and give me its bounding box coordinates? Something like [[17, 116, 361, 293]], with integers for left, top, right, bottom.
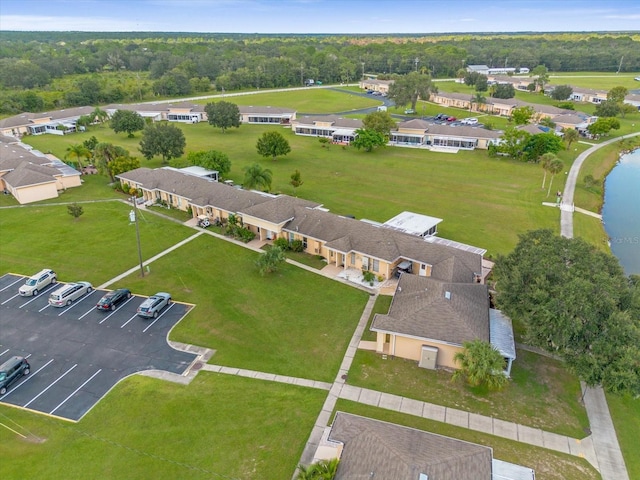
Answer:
[[362, 257, 369, 271], [419, 263, 427, 277]]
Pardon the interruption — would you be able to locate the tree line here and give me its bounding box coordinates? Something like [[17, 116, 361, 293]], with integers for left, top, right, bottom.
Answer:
[[1, 32, 638, 113]]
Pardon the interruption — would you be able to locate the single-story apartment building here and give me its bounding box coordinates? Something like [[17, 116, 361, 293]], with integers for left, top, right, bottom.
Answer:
[[0, 135, 82, 203], [313, 412, 535, 480], [117, 167, 484, 284], [291, 115, 363, 144], [238, 105, 296, 125], [390, 119, 502, 150], [0, 106, 95, 137], [371, 273, 516, 375], [358, 78, 394, 93]]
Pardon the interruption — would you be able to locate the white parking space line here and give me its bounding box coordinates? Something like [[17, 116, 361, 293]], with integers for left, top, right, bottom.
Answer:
[[78, 306, 96, 320], [98, 296, 136, 324], [142, 303, 175, 333], [17, 283, 59, 308], [49, 369, 101, 415], [120, 313, 139, 329], [0, 348, 10, 357], [1, 293, 20, 305], [24, 364, 77, 408], [57, 291, 98, 316], [0, 278, 23, 292], [0, 358, 54, 400]]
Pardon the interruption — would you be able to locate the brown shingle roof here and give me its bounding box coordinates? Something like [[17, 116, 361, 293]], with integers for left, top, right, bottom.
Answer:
[[330, 412, 492, 480], [285, 208, 482, 282], [371, 274, 490, 345]]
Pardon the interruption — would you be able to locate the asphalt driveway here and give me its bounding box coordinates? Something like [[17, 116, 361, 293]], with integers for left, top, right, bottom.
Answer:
[[0, 274, 196, 421]]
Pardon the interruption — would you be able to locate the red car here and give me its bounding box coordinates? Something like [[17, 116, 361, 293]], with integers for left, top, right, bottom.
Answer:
[[446, 116, 457, 122]]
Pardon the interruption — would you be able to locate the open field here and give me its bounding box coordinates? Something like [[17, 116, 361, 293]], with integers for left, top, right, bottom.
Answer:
[[332, 400, 600, 480], [0, 200, 192, 284], [346, 349, 589, 438], [0, 374, 326, 480], [192, 86, 382, 114]]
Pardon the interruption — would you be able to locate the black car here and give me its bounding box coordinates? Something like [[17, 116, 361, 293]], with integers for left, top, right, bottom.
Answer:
[[0, 356, 30, 396], [96, 288, 132, 311]]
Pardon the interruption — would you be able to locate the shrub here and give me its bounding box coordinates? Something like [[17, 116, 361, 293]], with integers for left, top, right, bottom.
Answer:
[[273, 237, 290, 250], [362, 270, 376, 284], [290, 239, 304, 252]]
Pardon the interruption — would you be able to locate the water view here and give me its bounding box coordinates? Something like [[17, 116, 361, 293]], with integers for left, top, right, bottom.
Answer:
[[602, 148, 640, 276]]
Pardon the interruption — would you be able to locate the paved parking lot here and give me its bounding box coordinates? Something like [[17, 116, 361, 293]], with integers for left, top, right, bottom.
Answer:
[[0, 273, 197, 421]]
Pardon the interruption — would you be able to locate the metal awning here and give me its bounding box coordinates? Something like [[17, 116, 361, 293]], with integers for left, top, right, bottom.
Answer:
[[332, 129, 355, 136], [489, 309, 516, 360]]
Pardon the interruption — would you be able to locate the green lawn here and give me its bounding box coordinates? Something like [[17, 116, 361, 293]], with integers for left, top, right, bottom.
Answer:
[[115, 233, 369, 382], [346, 349, 589, 438], [360, 294, 393, 342], [23, 120, 562, 257], [606, 393, 640, 480], [192, 86, 382, 114], [0, 201, 193, 284], [0, 374, 326, 480], [332, 400, 600, 480]]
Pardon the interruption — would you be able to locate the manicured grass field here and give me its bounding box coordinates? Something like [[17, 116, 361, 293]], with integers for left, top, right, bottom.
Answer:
[[192, 86, 382, 114], [332, 400, 599, 480], [23, 120, 562, 257], [0, 374, 327, 480], [114, 233, 369, 382], [0, 200, 193, 284], [606, 393, 640, 480], [346, 349, 589, 438]]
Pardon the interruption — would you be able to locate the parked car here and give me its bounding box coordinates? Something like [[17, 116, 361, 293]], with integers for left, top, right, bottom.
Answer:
[[435, 113, 447, 120], [0, 356, 30, 396], [446, 116, 457, 122], [461, 117, 478, 125], [137, 292, 172, 319], [96, 288, 132, 311], [404, 109, 416, 114], [48, 282, 93, 307], [18, 269, 57, 296]]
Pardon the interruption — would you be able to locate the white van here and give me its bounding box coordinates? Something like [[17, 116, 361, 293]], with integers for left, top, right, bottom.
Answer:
[[48, 282, 93, 307], [461, 117, 478, 125]]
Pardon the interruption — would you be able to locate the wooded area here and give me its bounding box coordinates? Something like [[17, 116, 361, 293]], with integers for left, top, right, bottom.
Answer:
[[1, 31, 639, 114]]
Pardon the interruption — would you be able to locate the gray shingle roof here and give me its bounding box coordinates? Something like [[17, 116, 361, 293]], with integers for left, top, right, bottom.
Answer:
[[117, 167, 274, 213], [329, 412, 492, 480], [285, 208, 482, 282], [293, 115, 363, 129], [0, 106, 94, 130], [239, 105, 296, 115], [371, 274, 490, 345], [3, 162, 58, 188], [239, 195, 320, 224]]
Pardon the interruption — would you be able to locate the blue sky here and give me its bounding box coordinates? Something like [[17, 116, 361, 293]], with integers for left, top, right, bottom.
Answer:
[[1, 0, 639, 33]]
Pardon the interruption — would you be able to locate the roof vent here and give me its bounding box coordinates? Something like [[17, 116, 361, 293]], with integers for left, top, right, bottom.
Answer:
[[444, 291, 451, 300]]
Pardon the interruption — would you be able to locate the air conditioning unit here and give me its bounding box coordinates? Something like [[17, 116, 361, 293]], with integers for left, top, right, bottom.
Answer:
[[418, 345, 438, 370]]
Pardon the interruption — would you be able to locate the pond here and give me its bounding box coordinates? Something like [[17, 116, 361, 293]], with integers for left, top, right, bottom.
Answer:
[[601, 148, 640, 276]]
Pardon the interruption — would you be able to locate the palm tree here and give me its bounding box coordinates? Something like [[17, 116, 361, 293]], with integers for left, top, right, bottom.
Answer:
[[452, 340, 509, 391], [243, 163, 272, 191], [562, 128, 579, 149], [91, 107, 110, 124], [64, 144, 91, 170], [470, 93, 486, 112], [540, 153, 556, 189], [295, 459, 339, 480], [546, 158, 564, 198], [93, 142, 129, 182]]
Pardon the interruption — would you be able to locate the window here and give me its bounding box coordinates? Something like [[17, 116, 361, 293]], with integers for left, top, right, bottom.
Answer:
[[302, 237, 308, 249], [288, 232, 295, 243], [350, 253, 356, 265], [372, 259, 379, 272]]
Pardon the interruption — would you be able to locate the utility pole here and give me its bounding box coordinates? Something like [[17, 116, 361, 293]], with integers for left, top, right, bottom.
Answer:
[[616, 56, 624, 74], [300, 62, 304, 86], [361, 61, 365, 80], [414, 57, 419, 72], [129, 197, 144, 277]]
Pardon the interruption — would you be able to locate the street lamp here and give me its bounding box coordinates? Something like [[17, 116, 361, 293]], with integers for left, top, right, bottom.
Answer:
[[129, 196, 144, 277]]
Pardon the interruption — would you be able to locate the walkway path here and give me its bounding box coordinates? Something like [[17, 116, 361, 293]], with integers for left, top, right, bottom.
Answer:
[[559, 132, 640, 480]]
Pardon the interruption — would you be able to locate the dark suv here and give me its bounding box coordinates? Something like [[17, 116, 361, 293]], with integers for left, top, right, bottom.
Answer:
[[0, 356, 30, 396]]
